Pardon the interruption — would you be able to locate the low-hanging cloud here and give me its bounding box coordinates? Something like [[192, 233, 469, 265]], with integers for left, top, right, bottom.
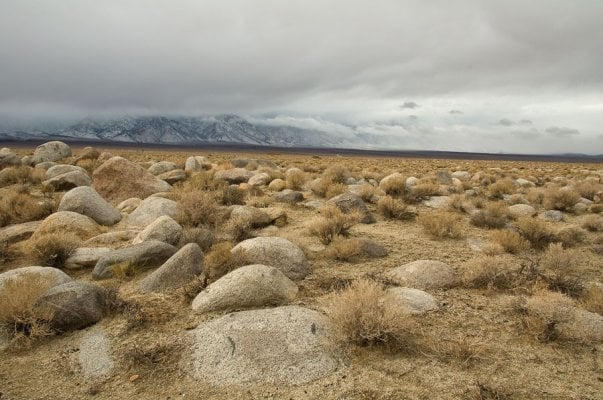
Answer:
[[545, 126, 580, 137]]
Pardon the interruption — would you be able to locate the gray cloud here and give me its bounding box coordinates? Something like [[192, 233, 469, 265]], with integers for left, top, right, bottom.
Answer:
[[498, 119, 515, 126], [520, 119, 533, 125], [449, 110, 463, 114], [545, 126, 580, 137], [510, 129, 541, 140], [400, 102, 420, 110]]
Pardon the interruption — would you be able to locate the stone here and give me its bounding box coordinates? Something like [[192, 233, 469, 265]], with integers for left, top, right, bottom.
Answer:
[[157, 169, 187, 184], [123, 197, 177, 227], [268, 178, 286, 191], [451, 171, 471, 180], [73, 146, 100, 163], [189, 306, 340, 386], [64, 247, 112, 270], [117, 197, 142, 213], [138, 243, 204, 293], [388, 260, 459, 290], [435, 170, 453, 185], [379, 172, 405, 191], [184, 156, 211, 173], [148, 161, 178, 176], [423, 196, 452, 209], [92, 240, 177, 280], [58, 186, 122, 226], [229, 205, 272, 228], [83, 230, 139, 247], [539, 210, 564, 222], [508, 204, 537, 218], [132, 215, 183, 245], [0, 148, 21, 169], [406, 176, 419, 188], [192, 264, 297, 313], [0, 266, 72, 294], [274, 189, 304, 204], [384, 287, 439, 314], [45, 164, 88, 179], [42, 170, 92, 190], [231, 236, 310, 281], [34, 161, 57, 170], [92, 156, 172, 204], [248, 172, 272, 186], [35, 281, 106, 332], [31, 211, 101, 241], [304, 200, 325, 210], [0, 221, 41, 244], [77, 330, 114, 380], [30, 141, 71, 164], [328, 192, 375, 224], [515, 178, 535, 187], [214, 168, 254, 184], [358, 239, 388, 258]]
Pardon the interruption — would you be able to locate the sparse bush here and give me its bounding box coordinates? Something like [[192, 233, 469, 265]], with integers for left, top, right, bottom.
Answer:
[[462, 255, 518, 290], [0, 166, 44, 187], [526, 188, 545, 206], [0, 274, 55, 349], [590, 204, 603, 213], [122, 336, 184, 376], [418, 211, 462, 239], [523, 289, 576, 342], [204, 242, 244, 283], [380, 174, 407, 197], [307, 205, 362, 244], [323, 238, 363, 262], [489, 229, 529, 254], [324, 278, 414, 350], [405, 183, 440, 203], [555, 226, 585, 248], [377, 196, 414, 220], [221, 215, 254, 243], [574, 181, 602, 201], [470, 202, 509, 229], [580, 285, 603, 315], [356, 183, 377, 203], [175, 191, 224, 228], [28, 233, 81, 269], [219, 185, 246, 205], [179, 227, 216, 252], [324, 182, 348, 200], [322, 165, 350, 184], [581, 215, 603, 232], [448, 194, 471, 213], [285, 169, 307, 190], [539, 243, 583, 298], [515, 217, 556, 250], [179, 171, 219, 192], [488, 179, 515, 199], [0, 190, 54, 227], [543, 188, 580, 211]]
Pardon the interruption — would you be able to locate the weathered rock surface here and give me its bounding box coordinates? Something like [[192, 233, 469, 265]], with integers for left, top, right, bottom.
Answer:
[[43, 170, 92, 191], [268, 178, 286, 191], [0, 221, 41, 244], [508, 204, 537, 218], [189, 306, 340, 385], [214, 168, 254, 184], [73, 146, 100, 163], [423, 196, 452, 209], [132, 215, 183, 245], [388, 260, 459, 289], [77, 330, 114, 380], [539, 210, 564, 222], [124, 197, 177, 227], [379, 172, 405, 191], [45, 164, 88, 179], [31, 141, 71, 164], [64, 247, 112, 270], [0, 266, 72, 294], [0, 148, 21, 169], [229, 205, 272, 228], [31, 211, 101, 241], [328, 192, 375, 224], [231, 237, 310, 281], [384, 287, 439, 314], [148, 161, 177, 176], [157, 169, 187, 184], [116, 197, 142, 214], [83, 230, 138, 247], [192, 264, 298, 313], [248, 172, 271, 186], [184, 156, 211, 173], [274, 189, 304, 204], [92, 156, 172, 204], [92, 240, 177, 280], [138, 243, 204, 293], [58, 186, 121, 226]]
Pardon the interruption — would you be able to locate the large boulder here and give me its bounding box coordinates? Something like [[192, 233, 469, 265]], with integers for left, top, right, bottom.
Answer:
[[184, 156, 211, 173], [42, 170, 92, 191], [383, 287, 439, 314], [45, 164, 88, 179], [138, 243, 204, 293], [92, 156, 172, 204], [92, 240, 177, 280], [73, 146, 100, 164], [58, 186, 121, 226], [64, 247, 112, 270], [214, 168, 254, 184], [30, 141, 71, 164], [189, 306, 340, 386], [148, 161, 177, 176], [248, 172, 272, 187], [123, 197, 177, 227], [132, 215, 182, 245], [387, 260, 459, 290], [0, 266, 72, 294], [231, 237, 310, 281], [192, 264, 298, 313], [328, 192, 375, 224], [0, 148, 21, 169], [31, 211, 101, 241], [35, 281, 106, 332]]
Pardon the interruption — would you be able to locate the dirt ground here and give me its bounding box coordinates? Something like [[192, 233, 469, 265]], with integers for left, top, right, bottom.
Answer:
[[1, 146, 602, 399]]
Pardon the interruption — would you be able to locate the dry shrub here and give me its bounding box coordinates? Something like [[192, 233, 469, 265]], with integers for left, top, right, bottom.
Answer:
[[488, 179, 515, 199], [175, 191, 224, 228], [380, 174, 407, 197], [377, 196, 415, 220], [0, 190, 54, 227], [324, 182, 348, 200], [322, 165, 350, 184], [405, 183, 440, 203], [324, 278, 414, 350], [356, 183, 378, 203], [543, 188, 580, 211], [523, 289, 576, 342], [0, 274, 55, 349], [526, 188, 545, 206], [515, 217, 555, 250], [473, 382, 513, 400], [555, 226, 585, 248], [179, 226, 215, 251], [110, 293, 177, 329], [307, 205, 362, 245], [580, 285, 603, 315], [489, 229, 529, 254], [204, 242, 245, 283], [122, 335, 184, 376], [581, 214, 603, 232], [219, 185, 246, 205], [28, 233, 81, 268], [470, 202, 509, 229], [539, 243, 583, 297], [179, 170, 219, 192], [0, 166, 43, 187], [428, 336, 486, 368], [323, 238, 363, 262], [417, 211, 462, 239], [462, 255, 518, 290], [590, 204, 603, 213], [221, 215, 254, 243], [285, 169, 307, 190], [448, 194, 471, 213], [0, 240, 18, 265], [574, 181, 602, 201]]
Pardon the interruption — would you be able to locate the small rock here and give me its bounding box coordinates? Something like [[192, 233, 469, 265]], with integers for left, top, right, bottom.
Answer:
[[451, 171, 471, 180], [184, 156, 211, 173], [248, 172, 272, 186], [229, 205, 272, 228], [83, 230, 139, 247], [268, 178, 286, 191], [65, 247, 112, 270], [388, 260, 459, 289], [328, 192, 375, 224], [138, 243, 204, 293], [58, 186, 122, 226], [43, 170, 92, 190], [31, 211, 101, 241], [384, 287, 439, 314], [117, 198, 142, 214], [423, 196, 452, 209], [274, 189, 304, 204], [148, 161, 177, 176], [539, 210, 564, 222], [214, 168, 254, 184], [508, 204, 537, 218], [158, 169, 187, 184], [45, 164, 88, 179], [132, 216, 183, 246], [124, 197, 177, 227]]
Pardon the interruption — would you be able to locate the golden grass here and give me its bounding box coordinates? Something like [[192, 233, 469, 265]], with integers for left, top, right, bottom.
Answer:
[[307, 204, 362, 244], [28, 233, 81, 269], [377, 196, 415, 220], [515, 216, 556, 250], [489, 229, 529, 254], [470, 201, 509, 229], [543, 188, 580, 211], [175, 191, 224, 228], [417, 211, 462, 239], [0, 190, 54, 228], [462, 255, 518, 290]]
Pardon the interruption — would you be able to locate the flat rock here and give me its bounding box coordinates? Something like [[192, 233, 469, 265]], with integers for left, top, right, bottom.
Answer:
[[189, 306, 340, 386], [65, 247, 112, 270], [232, 237, 310, 281], [83, 230, 138, 247], [45, 164, 88, 179], [214, 168, 254, 184], [248, 172, 272, 186], [92, 156, 172, 204], [31, 211, 101, 241], [158, 169, 187, 184], [508, 204, 537, 217], [148, 161, 178, 176], [273, 189, 304, 204], [423, 196, 452, 209], [328, 192, 375, 224], [229, 205, 272, 228], [388, 260, 459, 289], [539, 210, 564, 222], [58, 186, 121, 226], [384, 287, 439, 314], [0, 221, 41, 244], [31, 141, 71, 164], [138, 243, 204, 293], [132, 215, 182, 245], [124, 197, 177, 227], [92, 240, 177, 280], [192, 264, 298, 313], [43, 170, 92, 191]]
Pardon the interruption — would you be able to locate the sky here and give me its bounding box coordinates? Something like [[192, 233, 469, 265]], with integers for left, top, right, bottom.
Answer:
[[1, 0, 602, 154]]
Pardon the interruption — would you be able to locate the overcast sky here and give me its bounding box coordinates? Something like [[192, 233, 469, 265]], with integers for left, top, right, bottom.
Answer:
[[1, 0, 602, 154]]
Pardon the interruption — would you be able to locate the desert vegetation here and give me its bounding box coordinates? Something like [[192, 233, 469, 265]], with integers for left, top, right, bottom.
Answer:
[[0, 142, 601, 399]]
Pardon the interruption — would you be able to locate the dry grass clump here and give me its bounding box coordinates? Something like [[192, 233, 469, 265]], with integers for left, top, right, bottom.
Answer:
[[489, 229, 529, 254], [203, 242, 245, 283], [574, 181, 602, 201], [0, 190, 54, 227], [178, 170, 219, 192], [28, 233, 81, 269], [377, 196, 415, 220], [488, 179, 516, 199], [0, 274, 55, 349], [380, 174, 407, 197], [580, 285, 603, 315], [462, 255, 518, 290], [175, 191, 224, 228], [448, 194, 472, 213], [554, 226, 585, 248], [522, 289, 576, 342], [307, 205, 362, 244], [405, 183, 440, 203], [470, 202, 509, 229], [322, 165, 351, 184], [581, 214, 603, 232], [543, 188, 580, 211], [539, 243, 583, 297], [122, 335, 184, 376], [322, 238, 387, 262], [355, 183, 378, 203], [219, 185, 246, 205], [526, 188, 545, 206], [324, 182, 349, 200], [221, 215, 254, 243], [0, 166, 44, 187], [427, 335, 486, 368], [285, 169, 307, 190], [179, 227, 216, 252], [417, 211, 462, 239], [324, 278, 414, 350], [515, 217, 556, 250]]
